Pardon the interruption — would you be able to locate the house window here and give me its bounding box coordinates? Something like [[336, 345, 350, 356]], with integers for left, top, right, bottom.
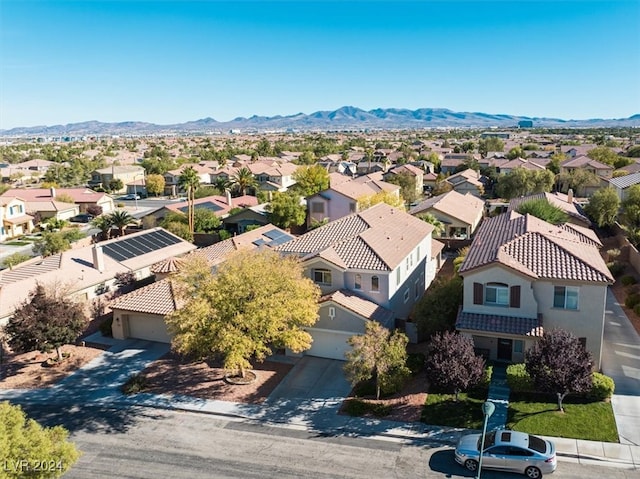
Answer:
[[416, 246, 420, 262], [313, 269, 332, 286], [371, 276, 379, 292], [514, 340, 524, 354], [485, 282, 509, 306], [553, 286, 579, 310], [404, 288, 410, 303], [311, 202, 325, 214], [328, 306, 336, 318], [396, 268, 401, 286], [349, 202, 356, 213], [406, 257, 409, 271], [355, 274, 362, 290], [578, 337, 587, 348]]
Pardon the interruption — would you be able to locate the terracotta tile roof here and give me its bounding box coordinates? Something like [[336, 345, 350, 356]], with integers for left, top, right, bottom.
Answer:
[[459, 211, 613, 283], [409, 190, 484, 226], [111, 279, 180, 315], [1, 188, 109, 203], [151, 257, 185, 274], [456, 310, 544, 337], [277, 203, 433, 271], [561, 155, 612, 170], [331, 177, 399, 200], [2, 213, 35, 224], [320, 289, 395, 325], [0, 254, 63, 286]]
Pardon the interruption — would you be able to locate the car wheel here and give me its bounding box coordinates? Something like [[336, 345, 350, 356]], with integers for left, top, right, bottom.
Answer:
[[525, 466, 542, 478], [464, 459, 478, 472]]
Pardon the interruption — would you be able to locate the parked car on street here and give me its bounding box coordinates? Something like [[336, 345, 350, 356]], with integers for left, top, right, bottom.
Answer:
[[69, 213, 94, 223], [120, 194, 141, 200], [455, 429, 556, 478]]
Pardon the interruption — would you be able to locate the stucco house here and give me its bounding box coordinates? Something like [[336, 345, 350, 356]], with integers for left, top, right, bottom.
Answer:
[[306, 174, 400, 227], [276, 203, 440, 359], [0, 196, 34, 240], [409, 190, 485, 240], [383, 164, 424, 196], [445, 168, 485, 197], [110, 225, 293, 342], [456, 210, 613, 369], [0, 227, 196, 325], [1, 187, 115, 215], [89, 165, 145, 193]]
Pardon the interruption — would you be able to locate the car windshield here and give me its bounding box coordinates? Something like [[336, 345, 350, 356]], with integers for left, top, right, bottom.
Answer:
[[528, 435, 547, 453], [478, 431, 496, 451]]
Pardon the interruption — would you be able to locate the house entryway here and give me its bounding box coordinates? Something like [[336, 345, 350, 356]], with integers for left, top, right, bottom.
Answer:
[[497, 338, 513, 361]]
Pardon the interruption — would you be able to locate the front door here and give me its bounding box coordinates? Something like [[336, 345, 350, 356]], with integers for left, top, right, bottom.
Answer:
[[497, 338, 512, 361]]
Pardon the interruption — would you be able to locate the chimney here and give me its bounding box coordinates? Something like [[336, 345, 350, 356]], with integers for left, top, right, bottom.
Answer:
[[567, 189, 574, 204], [92, 245, 105, 272], [226, 189, 232, 207], [50, 187, 56, 199]]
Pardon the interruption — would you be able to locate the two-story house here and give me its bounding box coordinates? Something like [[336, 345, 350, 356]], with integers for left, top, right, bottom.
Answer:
[[276, 203, 439, 359], [89, 165, 145, 193], [409, 190, 485, 240], [446, 168, 485, 197], [0, 196, 34, 240], [306, 173, 400, 226], [456, 211, 613, 369], [383, 164, 424, 197]]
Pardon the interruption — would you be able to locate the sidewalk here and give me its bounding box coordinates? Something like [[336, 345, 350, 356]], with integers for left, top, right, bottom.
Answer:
[[1, 333, 638, 471]]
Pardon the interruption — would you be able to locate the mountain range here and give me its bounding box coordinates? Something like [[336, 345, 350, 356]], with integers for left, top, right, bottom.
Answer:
[[2, 106, 639, 136]]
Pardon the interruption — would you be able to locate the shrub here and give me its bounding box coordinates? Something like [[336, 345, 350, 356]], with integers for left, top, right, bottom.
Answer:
[[121, 373, 148, 394], [99, 317, 113, 337], [621, 274, 638, 286], [506, 363, 534, 392], [406, 352, 425, 375], [606, 248, 621, 261], [585, 372, 615, 401], [634, 304, 640, 316], [480, 364, 493, 389], [608, 261, 625, 277], [625, 293, 640, 309]]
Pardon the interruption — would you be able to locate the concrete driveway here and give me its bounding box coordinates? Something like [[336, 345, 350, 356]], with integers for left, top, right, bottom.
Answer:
[[601, 288, 640, 446], [266, 356, 352, 401]]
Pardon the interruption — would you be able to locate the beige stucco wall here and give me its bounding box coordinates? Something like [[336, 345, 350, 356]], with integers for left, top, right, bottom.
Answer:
[[532, 279, 607, 369], [112, 310, 171, 343], [463, 266, 538, 319], [316, 303, 367, 334], [304, 258, 346, 295]]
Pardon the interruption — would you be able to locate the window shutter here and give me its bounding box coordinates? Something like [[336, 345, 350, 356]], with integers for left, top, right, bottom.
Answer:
[[510, 285, 521, 308], [473, 282, 483, 304]]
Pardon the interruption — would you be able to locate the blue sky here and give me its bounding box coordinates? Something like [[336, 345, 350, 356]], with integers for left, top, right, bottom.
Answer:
[[1, 1, 639, 129]]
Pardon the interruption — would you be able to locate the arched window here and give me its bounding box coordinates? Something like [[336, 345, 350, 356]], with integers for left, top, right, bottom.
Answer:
[[371, 275, 379, 292], [354, 274, 362, 290]]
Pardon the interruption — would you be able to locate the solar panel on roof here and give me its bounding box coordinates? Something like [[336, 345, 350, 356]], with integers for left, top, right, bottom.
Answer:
[[252, 239, 266, 247], [102, 230, 183, 262], [263, 229, 283, 240], [179, 202, 224, 214], [269, 236, 291, 246]]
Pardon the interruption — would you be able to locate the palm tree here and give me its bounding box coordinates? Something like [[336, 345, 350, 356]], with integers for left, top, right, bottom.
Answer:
[[178, 166, 200, 235], [214, 176, 231, 193], [108, 210, 135, 237], [91, 215, 113, 241], [231, 167, 257, 196], [418, 213, 445, 237]]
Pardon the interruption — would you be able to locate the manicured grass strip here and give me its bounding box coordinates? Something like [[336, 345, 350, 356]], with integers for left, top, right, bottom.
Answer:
[[507, 397, 618, 442], [421, 393, 485, 429], [4, 241, 31, 246]]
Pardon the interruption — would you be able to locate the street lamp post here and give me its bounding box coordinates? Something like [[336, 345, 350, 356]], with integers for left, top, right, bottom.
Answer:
[[476, 400, 495, 479]]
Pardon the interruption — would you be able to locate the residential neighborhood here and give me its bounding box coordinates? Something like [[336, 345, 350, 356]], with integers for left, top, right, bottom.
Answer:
[[1, 127, 640, 477]]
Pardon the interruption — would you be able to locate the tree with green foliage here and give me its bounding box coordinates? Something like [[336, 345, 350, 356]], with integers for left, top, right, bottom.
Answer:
[[6, 283, 87, 362], [621, 184, 640, 227], [292, 164, 330, 197], [230, 167, 257, 196], [91, 215, 113, 241], [107, 178, 124, 193], [496, 169, 555, 199], [107, 210, 135, 237], [167, 251, 320, 378], [417, 212, 445, 237], [296, 150, 316, 165], [357, 191, 405, 211], [413, 275, 463, 339], [584, 187, 620, 228], [556, 168, 600, 196], [478, 137, 504, 157], [431, 177, 453, 196], [193, 208, 221, 233], [0, 401, 81, 479], [179, 166, 200, 234], [344, 321, 411, 400], [546, 152, 566, 175], [384, 171, 419, 204], [265, 191, 306, 229], [2, 252, 31, 269], [516, 198, 569, 225], [145, 174, 165, 197], [32, 232, 70, 257], [587, 146, 621, 166], [425, 330, 485, 401], [525, 329, 593, 412], [626, 145, 640, 158], [254, 138, 273, 157]]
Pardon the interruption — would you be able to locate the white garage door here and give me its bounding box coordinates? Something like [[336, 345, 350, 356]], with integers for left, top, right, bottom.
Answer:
[[128, 316, 171, 343], [307, 329, 354, 360]]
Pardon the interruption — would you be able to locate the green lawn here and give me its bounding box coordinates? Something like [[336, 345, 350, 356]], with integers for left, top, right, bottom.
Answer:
[[507, 393, 618, 442], [3, 241, 31, 246], [421, 392, 486, 429]]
